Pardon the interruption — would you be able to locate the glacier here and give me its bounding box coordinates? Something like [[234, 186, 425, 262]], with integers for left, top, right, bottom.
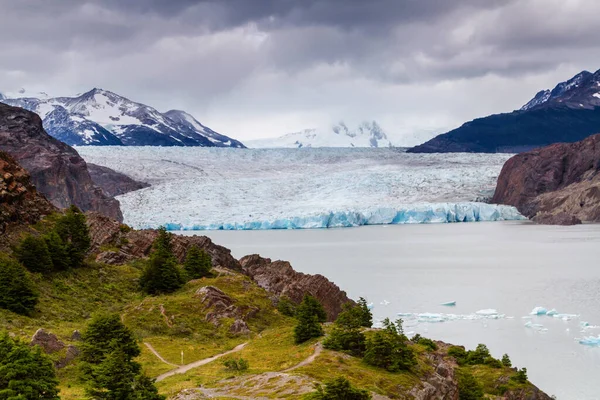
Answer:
[[75, 147, 523, 230]]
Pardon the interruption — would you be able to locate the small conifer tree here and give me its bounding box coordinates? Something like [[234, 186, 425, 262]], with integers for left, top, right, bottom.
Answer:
[[305, 377, 371, 400], [15, 235, 53, 273], [44, 231, 70, 271], [0, 254, 39, 315], [294, 295, 326, 344], [183, 245, 212, 280], [140, 227, 183, 294], [54, 205, 91, 268], [501, 354, 512, 367]]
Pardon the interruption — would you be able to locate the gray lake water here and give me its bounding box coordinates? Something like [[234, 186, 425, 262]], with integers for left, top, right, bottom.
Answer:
[[177, 221, 600, 399]]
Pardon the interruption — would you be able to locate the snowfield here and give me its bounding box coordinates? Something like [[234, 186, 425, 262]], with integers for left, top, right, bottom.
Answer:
[[76, 147, 523, 230]]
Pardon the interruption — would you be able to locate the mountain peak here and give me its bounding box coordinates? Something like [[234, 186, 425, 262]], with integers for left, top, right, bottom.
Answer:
[[520, 69, 600, 110]]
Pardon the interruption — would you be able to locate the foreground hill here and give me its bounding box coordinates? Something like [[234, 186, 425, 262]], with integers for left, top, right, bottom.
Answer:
[[246, 121, 394, 148], [492, 133, 600, 225], [409, 69, 600, 153], [1, 88, 245, 148]]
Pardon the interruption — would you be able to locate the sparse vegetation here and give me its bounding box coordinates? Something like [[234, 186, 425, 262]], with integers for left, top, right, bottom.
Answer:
[[304, 377, 371, 400], [223, 357, 249, 372]]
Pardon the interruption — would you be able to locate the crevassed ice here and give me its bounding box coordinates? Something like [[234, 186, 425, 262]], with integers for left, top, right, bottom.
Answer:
[[75, 146, 523, 230]]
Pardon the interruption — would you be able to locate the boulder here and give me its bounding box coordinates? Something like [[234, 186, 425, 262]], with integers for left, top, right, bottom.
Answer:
[[230, 319, 251, 335], [30, 329, 65, 354]]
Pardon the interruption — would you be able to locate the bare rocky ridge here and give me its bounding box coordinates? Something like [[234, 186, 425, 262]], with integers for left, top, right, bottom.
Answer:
[[492, 133, 600, 224], [0, 102, 123, 220], [239, 254, 353, 322], [0, 151, 55, 240], [87, 163, 150, 197]]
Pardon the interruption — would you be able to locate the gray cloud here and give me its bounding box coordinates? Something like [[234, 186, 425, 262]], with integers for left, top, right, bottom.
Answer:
[[1, 0, 600, 143]]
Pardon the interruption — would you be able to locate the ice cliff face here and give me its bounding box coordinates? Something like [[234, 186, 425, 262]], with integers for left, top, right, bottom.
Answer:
[[246, 121, 394, 148], [77, 146, 523, 230], [1, 88, 245, 148]]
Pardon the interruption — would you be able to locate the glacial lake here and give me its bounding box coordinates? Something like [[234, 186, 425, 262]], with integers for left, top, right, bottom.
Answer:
[[177, 221, 600, 400]]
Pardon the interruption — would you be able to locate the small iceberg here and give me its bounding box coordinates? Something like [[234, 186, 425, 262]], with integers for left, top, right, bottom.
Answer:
[[367, 302, 374, 310], [440, 301, 456, 306], [476, 309, 499, 317], [579, 335, 600, 347], [525, 321, 548, 332], [380, 300, 390, 306], [530, 306, 548, 315], [546, 309, 558, 316]]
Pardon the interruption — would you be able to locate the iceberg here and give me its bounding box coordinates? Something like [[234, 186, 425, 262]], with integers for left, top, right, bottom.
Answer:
[[525, 321, 548, 332], [397, 309, 507, 324], [530, 306, 548, 315], [546, 309, 558, 316], [579, 335, 600, 347], [440, 301, 456, 306]]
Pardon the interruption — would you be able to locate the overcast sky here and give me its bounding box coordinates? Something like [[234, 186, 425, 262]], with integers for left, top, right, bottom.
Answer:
[[2, 0, 600, 144]]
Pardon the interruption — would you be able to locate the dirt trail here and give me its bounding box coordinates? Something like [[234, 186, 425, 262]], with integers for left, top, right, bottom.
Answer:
[[155, 342, 249, 382], [144, 342, 179, 367], [282, 342, 323, 372]]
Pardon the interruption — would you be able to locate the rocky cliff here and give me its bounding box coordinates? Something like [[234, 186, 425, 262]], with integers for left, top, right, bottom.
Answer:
[[239, 254, 353, 321], [0, 151, 55, 239], [87, 163, 149, 197], [0, 102, 123, 220], [492, 133, 600, 224]]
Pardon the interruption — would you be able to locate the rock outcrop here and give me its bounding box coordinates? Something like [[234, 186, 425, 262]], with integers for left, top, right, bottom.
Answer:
[[193, 286, 256, 333], [0, 102, 123, 221], [86, 212, 241, 270], [30, 329, 65, 354], [239, 254, 353, 321], [492, 133, 600, 224], [87, 163, 150, 197], [0, 151, 55, 239]]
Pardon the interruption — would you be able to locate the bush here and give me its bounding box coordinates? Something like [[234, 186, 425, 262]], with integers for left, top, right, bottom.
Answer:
[[512, 368, 528, 383], [294, 295, 326, 344], [304, 377, 371, 400], [81, 314, 164, 399], [501, 353, 512, 367], [223, 357, 249, 371], [277, 296, 297, 317], [457, 370, 484, 400], [448, 345, 468, 364], [0, 332, 60, 399], [411, 334, 438, 351], [183, 245, 212, 280], [44, 231, 70, 271], [139, 227, 183, 295], [335, 299, 373, 330], [0, 253, 38, 315], [53, 205, 91, 268], [323, 325, 366, 357], [15, 235, 53, 273], [363, 318, 416, 372]]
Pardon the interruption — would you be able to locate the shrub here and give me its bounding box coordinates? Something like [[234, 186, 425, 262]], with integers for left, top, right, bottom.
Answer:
[[277, 296, 297, 317], [457, 370, 484, 400], [15, 235, 53, 273], [183, 245, 212, 280], [448, 345, 467, 364], [335, 299, 373, 330], [223, 357, 249, 372], [363, 318, 416, 372], [304, 377, 371, 400], [411, 334, 438, 351], [323, 325, 366, 357], [297, 294, 327, 323], [0, 332, 60, 399], [0, 253, 39, 315], [512, 368, 528, 383], [501, 353, 512, 367], [44, 231, 70, 271], [139, 227, 183, 294]]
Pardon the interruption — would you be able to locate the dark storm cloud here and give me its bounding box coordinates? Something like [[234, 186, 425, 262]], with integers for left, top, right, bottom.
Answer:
[[2, 0, 600, 141]]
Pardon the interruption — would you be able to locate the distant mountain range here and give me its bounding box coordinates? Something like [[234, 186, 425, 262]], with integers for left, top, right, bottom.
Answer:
[[409, 69, 600, 153], [246, 121, 394, 148], [0, 88, 245, 148]]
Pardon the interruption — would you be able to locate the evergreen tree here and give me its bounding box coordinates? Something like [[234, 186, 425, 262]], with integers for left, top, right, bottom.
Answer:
[[0, 254, 38, 315], [139, 227, 183, 295], [457, 370, 484, 400], [53, 205, 91, 268], [501, 354, 512, 367], [0, 332, 60, 400], [296, 294, 327, 323], [363, 318, 416, 372], [44, 231, 70, 271], [294, 295, 326, 344], [15, 235, 53, 273], [356, 297, 373, 328], [183, 245, 212, 280], [323, 300, 369, 356], [80, 314, 164, 400], [277, 296, 297, 317], [305, 377, 371, 400]]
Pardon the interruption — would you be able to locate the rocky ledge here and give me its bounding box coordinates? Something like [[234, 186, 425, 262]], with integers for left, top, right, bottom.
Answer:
[[0, 151, 55, 240], [239, 254, 353, 321], [492, 133, 600, 224]]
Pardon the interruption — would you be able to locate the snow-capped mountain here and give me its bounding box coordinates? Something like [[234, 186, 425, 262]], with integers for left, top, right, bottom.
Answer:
[[0, 88, 245, 147], [246, 121, 394, 148], [520, 69, 600, 110]]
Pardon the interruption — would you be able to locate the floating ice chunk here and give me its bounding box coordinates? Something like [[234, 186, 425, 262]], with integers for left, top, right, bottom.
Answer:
[[397, 312, 414, 317], [380, 300, 390, 306], [581, 321, 590, 328], [440, 301, 456, 306], [525, 321, 548, 332], [476, 309, 499, 316], [367, 302, 374, 310], [553, 313, 579, 321], [579, 335, 600, 347], [417, 313, 446, 323], [546, 309, 558, 316], [530, 306, 548, 315]]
